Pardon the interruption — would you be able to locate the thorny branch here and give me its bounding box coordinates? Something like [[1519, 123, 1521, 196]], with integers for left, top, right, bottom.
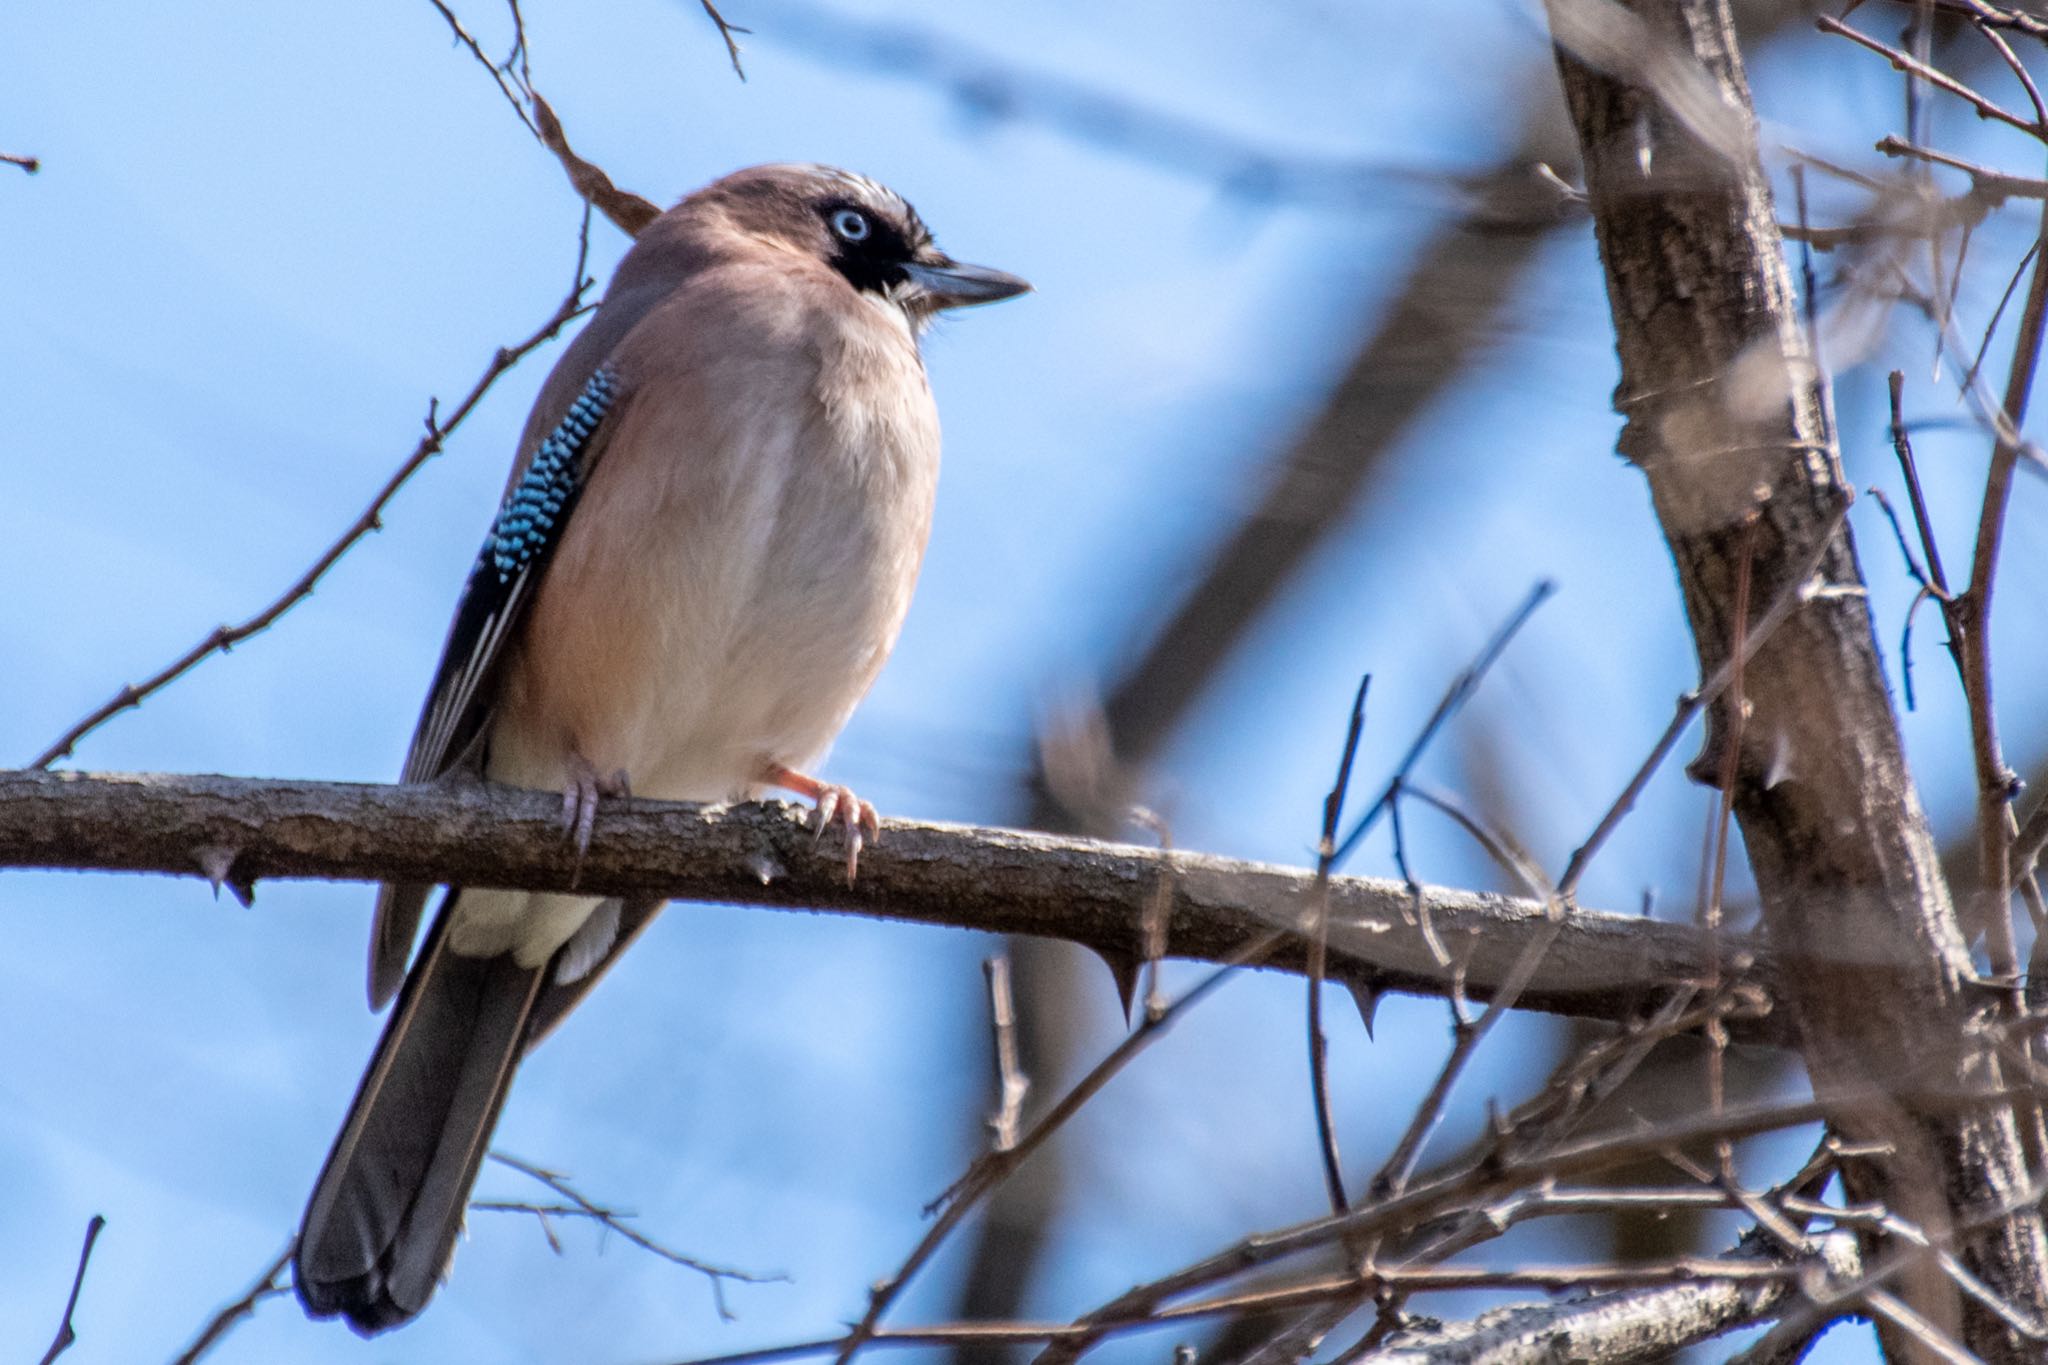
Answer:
[[26, 224, 598, 771], [0, 768, 1789, 1036]]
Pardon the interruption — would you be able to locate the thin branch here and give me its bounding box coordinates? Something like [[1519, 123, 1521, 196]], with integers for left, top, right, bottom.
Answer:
[[1877, 134, 2048, 202], [1034, 1087, 2034, 1364], [1953, 174, 2048, 966], [1888, 371, 1953, 595], [1308, 675, 1370, 1214], [1820, 15, 2045, 136], [1332, 582, 1555, 867], [1700, 511, 1762, 1180], [1884, 0, 2048, 44], [1557, 507, 1849, 899], [698, 0, 750, 79], [168, 1244, 291, 1365], [3, 150, 39, 173], [0, 768, 1791, 1035], [983, 955, 1028, 1153], [27, 250, 598, 770], [834, 933, 1283, 1364], [1975, 18, 2048, 131], [482, 1153, 781, 1319], [1368, 869, 1562, 1200], [424, 0, 539, 135], [37, 1215, 104, 1365]]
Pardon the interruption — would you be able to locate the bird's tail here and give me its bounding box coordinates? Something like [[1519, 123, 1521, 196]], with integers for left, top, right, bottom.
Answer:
[[294, 892, 543, 1335]]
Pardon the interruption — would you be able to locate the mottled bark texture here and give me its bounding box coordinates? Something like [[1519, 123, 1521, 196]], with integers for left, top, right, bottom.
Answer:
[[1545, 0, 2048, 1356], [0, 768, 1771, 1032]]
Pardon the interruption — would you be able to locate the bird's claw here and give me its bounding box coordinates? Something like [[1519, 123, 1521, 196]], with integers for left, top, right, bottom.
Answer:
[[808, 783, 879, 883], [561, 757, 630, 885]]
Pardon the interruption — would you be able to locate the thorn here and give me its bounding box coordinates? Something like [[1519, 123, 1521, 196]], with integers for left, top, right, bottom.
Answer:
[[746, 849, 785, 885], [1093, 947, 1141, 1025], [194, 846, 238, 900], [1345, 980, 1381, 1039]]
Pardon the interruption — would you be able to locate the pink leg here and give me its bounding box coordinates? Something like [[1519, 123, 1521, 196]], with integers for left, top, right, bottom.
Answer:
[[765, 763, 880, 882]]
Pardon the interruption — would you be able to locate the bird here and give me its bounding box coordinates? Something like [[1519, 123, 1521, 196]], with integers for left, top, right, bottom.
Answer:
[[293, 163, 1028, 1334]]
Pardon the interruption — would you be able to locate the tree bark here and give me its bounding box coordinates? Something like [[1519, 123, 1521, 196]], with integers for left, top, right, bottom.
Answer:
[[0, 767, 1776, 1033], [1545, 0, 2048, 1356]]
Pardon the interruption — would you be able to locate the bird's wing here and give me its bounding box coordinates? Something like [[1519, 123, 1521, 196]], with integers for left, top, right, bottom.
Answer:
[[368, 363, 630, 1007], [366, 274, 689, 1010]]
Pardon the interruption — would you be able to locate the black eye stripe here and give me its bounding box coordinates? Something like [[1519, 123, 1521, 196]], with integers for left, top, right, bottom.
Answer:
[[821, 200, 921, 296]]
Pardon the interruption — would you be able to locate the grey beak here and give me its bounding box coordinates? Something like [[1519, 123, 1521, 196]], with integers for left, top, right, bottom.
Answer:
[[902, 259, 1032, 309]]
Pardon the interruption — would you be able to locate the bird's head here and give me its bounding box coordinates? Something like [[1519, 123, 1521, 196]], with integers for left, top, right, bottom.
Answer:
[[686, 163, 1031, 329]]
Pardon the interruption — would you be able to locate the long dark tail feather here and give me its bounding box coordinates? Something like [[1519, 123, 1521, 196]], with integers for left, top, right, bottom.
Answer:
[[294, 891, 544, 1336]]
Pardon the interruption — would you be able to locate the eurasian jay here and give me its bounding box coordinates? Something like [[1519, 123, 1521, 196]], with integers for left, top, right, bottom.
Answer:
[[293, 163, 1028, 1333]]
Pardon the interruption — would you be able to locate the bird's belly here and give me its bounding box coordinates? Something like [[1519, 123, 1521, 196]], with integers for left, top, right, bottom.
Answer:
[[495, 437, 930, 803], [465, 324, 937, 969]]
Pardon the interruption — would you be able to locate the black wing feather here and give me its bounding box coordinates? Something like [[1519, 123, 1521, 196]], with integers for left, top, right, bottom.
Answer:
[[369, 365, 625, 1007]]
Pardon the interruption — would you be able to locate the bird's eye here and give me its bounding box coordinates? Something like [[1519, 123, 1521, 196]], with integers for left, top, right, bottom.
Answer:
[[829, 208, 872, 243]]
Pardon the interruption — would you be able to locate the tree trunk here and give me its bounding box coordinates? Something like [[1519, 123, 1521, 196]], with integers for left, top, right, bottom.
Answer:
[[1544, 0, 2048, 1357]]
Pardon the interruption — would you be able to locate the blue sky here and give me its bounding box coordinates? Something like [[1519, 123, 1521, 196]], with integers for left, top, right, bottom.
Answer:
[[8, 3, 2048, 1362]]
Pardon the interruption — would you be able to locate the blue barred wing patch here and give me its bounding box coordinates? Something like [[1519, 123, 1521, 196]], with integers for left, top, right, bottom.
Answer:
[[490, 366, 621, 582], [400, 364, 625, 786]]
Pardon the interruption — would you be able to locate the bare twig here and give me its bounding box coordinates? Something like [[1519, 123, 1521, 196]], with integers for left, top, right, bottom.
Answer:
[[1332, 582, 1555, 868], [1819, 15, 2044, 136], [1557, 508, 1849, 899], [1877, 135, 2048, 203], [38, 1215, 104, 1365], [1368, 882, 1562, 1199], [983, 956, 1028, 1153], [1879, 0, 2048, 44], [1701, 512, 1762, 1178], [1951, 183, 2048, 969], [834, 933, 1284, 1364], [3, 150, 39, 173], [425, 0, 539, 134], [168, 1244, 291, 1365], [698, 0, 750, 79], [1888, 372, 1953, 595], [1035, 1087, 2033, 1364], [482, 1153, 780, 1319], [27, 243, 598, 770], [1308, 675, 1369, 1213]]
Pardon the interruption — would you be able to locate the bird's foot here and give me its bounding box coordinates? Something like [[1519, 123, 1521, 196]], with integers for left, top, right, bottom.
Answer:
[[562, 755, 631, 883], [765, 763, 879, 883]]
